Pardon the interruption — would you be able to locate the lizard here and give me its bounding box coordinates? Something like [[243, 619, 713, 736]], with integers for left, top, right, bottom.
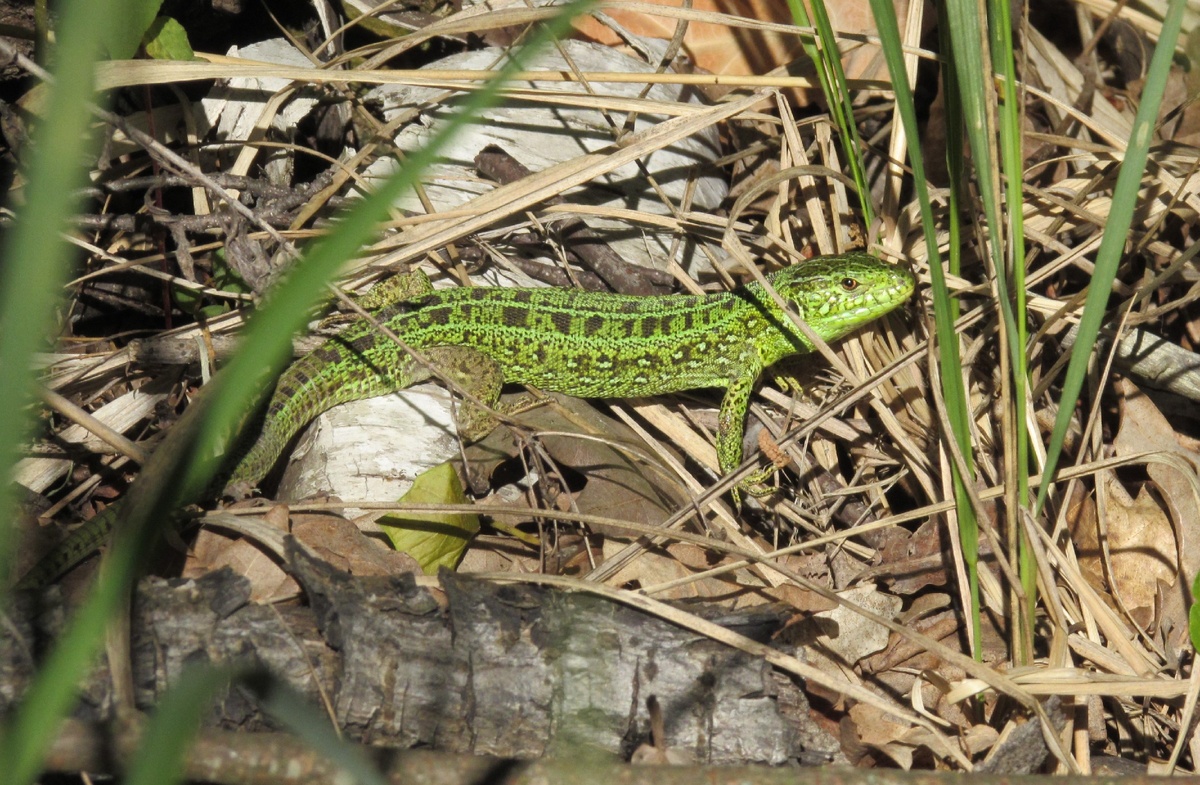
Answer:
[[19, 252, 914, 587]]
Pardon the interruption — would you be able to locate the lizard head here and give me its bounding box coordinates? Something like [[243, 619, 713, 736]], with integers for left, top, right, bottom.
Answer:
[[764, 252, 916, 343]]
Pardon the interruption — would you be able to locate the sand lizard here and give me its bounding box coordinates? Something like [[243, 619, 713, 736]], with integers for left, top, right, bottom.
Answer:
[[20, 252, 914, 587]]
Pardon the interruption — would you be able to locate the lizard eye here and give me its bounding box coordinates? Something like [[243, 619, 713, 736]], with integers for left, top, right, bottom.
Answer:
[[840, 277, 859, 291]]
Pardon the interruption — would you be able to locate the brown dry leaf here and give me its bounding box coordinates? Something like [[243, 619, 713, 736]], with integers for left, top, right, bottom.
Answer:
[[457, 538, 542, 574], [1112, 380, 1199, 639], [539, 397, 691, 533], [572, 0, 917, 103], [847, 703, 916, 769], [573, 1, 802, 84], [185, 504, 297, 603], [185, 506, 421, 603], [861, 609, 961, 676], [294, 513, 422, 577], [769, 579, 839, 615], [469, 394, 688, 538], [474, 393, 772, 598], [874, 516, 952, 594], [813, 585, 902, 666], [746, 548, 835, 611], [800, 587, 904, 710], [601, 540, 761, 602], [1161, 41, 1200, 146], [1072, 473, 1176, 631]]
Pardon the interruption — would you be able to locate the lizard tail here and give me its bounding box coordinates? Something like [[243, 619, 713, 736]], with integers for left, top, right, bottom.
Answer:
[[224, 333, 426, 492]]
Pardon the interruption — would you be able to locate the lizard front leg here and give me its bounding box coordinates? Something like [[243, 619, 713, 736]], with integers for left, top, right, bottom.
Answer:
[[716, 368, 780, 501]]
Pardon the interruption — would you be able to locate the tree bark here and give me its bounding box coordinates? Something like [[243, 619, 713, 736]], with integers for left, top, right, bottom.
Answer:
[[4, 544, 841, 767]]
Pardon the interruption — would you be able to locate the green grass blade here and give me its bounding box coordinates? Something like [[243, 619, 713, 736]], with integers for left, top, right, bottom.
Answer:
[[868, 0, 981, 659], [786, 0, 873, 227], [941, 0, 1019, 366], [0, 0, 115, 597], [2, 568, 130, 784], [941, 0, 1044, 658], [939, 19, 965, 296], [1035, 0, 1188, 515], [934, 4, 981, 658], [986, 0, 1036, 654], [249, 673, 391, 785], [124, 665, 388, 785], [123, 666, 237, 785], [0, 4, 593, 781], [0, 0, 123, 779]]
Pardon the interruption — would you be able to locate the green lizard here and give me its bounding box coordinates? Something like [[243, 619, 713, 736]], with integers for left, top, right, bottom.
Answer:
[[20, 252, 913, 587]]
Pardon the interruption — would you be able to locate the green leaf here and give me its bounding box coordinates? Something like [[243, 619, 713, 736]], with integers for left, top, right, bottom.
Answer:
[[142, 16, 195, 61], [102, 0, 164, 59], [378, 463, 479, 574]]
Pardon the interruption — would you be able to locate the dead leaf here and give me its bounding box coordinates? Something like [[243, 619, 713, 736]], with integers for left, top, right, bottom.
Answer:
[[457, 541, 542, 575], [814, 584, 902, 665], [572, 0, 922, 106], [1071, 473, 1176, 631], [1114, 381, 1200, 578], [471, 393, 689, 539], [185, 504, 297, 603], [1111, 380, 1199, 639], [295, 513, 422, 578], [771, 581, 839, 615], [186, 505, 421, 603], [874, 516, 952, 594], [847, 703, 916, 769], [601, 539, 761, 602]]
